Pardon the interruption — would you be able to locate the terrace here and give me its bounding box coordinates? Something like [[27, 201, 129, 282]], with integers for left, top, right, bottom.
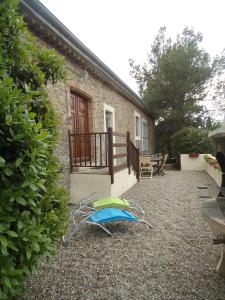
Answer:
[[22, 170, 225, 299]]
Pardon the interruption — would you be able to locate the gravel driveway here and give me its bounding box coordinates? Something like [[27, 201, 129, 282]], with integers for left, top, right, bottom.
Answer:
[[23, 171, 225, 300]]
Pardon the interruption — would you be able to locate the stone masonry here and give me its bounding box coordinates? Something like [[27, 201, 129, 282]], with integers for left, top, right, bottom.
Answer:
[[22, 6, 154, 193], [36, 36, 154, 191]]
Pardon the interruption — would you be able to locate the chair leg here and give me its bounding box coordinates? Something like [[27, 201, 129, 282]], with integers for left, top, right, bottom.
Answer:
[[86, 221, 112, 236], [129, 200, 145, 215], [138, 219, 154, 229]]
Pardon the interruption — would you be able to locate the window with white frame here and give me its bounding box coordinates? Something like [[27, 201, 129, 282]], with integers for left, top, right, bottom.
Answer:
[[134, 111, 141, 140], [142, 119, 148, 154], [104, 103, 116, 164], [104, 104, 115, 131]]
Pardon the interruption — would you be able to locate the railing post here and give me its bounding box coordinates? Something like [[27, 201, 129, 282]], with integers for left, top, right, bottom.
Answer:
[[127, 131, 131, 174], [136, 148, 140, 181], [108, 127, 114, 184], [68, 129, 73, 173]]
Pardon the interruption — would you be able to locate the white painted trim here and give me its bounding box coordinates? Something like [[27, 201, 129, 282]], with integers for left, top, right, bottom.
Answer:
[[134, 111, 141, 140], [141, 117, 148, 153], [103, 103, 115, 131], [103, 103, 116, 164]]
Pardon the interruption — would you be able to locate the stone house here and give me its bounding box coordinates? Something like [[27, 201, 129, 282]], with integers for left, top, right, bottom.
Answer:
[[19, 0, 155, 202]]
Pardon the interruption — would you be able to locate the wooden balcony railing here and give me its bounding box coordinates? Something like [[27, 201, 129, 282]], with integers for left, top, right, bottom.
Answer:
[[130, 141, 140, 181], [69, 131, 109, 168], [68, 127, 140, 184]]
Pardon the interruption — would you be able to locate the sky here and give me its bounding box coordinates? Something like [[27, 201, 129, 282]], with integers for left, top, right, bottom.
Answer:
[[40, 0, 225, 119]]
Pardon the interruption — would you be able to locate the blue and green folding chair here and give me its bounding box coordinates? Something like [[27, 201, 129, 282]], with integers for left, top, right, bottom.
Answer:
[[76, 193, 145, 216], [62, 207, 153, 244]]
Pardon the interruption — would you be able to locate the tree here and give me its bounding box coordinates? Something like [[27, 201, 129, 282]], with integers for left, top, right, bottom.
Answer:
[[130, 27, 218, 156], [171, 127, 215, 155], [0, 1, 68, 298]]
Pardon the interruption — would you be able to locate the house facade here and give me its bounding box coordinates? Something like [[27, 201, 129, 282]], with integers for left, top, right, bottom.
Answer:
[[19, 0, 155, 202]]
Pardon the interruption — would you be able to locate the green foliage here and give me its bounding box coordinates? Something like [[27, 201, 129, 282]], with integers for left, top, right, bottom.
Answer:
[[0, 1, 68, 298], [130, 27, 221, 156], [203, 154, 220, 170], [171, 127, 215, 155]]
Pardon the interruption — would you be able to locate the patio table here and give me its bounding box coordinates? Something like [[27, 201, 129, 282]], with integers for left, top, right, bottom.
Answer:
[[151, 158, 162, 176]]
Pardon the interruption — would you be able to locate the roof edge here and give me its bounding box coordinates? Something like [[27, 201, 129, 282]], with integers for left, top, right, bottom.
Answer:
[[19, 0, 155, 120]]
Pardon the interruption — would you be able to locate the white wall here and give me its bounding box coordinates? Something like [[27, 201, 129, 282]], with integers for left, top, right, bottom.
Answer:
[[70, 174, 111, 204], [70, 169, 137, 204], [180, 154, 207, 171], [180, 154, 222, 186], [111, 168, 137, 197]]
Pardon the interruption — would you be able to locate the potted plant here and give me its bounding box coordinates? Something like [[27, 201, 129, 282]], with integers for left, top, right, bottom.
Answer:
[[172, 127, 215, 158], [188, 145, 200, 158], [189, 152, 199, 158]]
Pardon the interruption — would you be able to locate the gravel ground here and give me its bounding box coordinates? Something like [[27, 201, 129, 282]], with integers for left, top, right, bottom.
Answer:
[[22, 171, 225, 300]]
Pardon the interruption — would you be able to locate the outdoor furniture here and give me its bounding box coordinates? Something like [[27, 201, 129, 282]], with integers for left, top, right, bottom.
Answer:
[[139, 155, 154, 178], [77, 194, 145, 215], [158, 154, 168, 175], [63, 207, 153, 244], [157, 153, 163, 159], [152, 154, 168, 176], [151, 157, 162, 176], [149, 154, 157, 160]]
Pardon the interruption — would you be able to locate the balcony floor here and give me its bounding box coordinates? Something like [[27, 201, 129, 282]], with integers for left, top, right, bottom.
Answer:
[[72, 166, 109, 175]]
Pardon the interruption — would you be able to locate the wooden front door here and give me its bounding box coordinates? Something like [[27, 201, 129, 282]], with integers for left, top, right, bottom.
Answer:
[[70, 92, 90, 160]]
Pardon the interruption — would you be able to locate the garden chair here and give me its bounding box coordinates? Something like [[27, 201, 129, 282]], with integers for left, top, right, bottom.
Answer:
[[62, 207, 153, 244], [76, 193, 145, 215], [156, 154, 168, 175], [157, 153, 163, 159], [139, 155, 154, 178]]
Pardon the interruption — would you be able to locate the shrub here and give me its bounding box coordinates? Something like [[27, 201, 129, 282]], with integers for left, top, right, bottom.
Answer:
[[0, 1, 68, 298], [203, 155, 220, 171], [171, 126, 215, 155]]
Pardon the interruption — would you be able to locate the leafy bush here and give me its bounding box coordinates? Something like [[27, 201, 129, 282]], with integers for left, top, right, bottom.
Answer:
[[0, 1, 68, 298], [203, 155, 220, 170], [171, 126, 215, 155]]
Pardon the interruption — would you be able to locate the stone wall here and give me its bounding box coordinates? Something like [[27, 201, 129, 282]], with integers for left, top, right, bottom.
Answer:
[[38, 38, 154, 191], [45, 81, 70, 190], [66, 60, 154, 149]]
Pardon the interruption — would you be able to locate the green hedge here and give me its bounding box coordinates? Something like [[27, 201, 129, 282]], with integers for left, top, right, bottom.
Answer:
[[0, 1, 68, 298], [171, 126, 215, 155]]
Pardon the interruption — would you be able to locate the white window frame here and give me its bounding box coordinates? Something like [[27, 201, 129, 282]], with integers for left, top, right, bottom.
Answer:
[[103, 103, 116, 163], [134, 111, 141, 141], [142, 118, 149, 153], [104, 103, 115, 132]]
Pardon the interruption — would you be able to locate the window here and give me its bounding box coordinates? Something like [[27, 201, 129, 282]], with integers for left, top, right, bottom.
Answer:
[[136, 116, 140, 136], [134, 112, 141, 140], [104, 104, 115, 131], [142, 119, 148, 154], [105, 110, 113, 130], [104, 103, 116, 163]]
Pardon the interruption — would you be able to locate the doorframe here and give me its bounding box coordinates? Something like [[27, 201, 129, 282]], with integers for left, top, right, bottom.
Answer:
[[70, 87, 92, 102], [69, 87, 92, 132], [70, 89, 91, 161]]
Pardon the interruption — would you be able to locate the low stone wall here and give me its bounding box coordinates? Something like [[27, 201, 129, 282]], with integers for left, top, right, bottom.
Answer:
[[180, 154, 222, 186]]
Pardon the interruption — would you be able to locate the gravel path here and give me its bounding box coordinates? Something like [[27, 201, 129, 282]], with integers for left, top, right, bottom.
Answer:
[[23, 171, 225, 300]]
